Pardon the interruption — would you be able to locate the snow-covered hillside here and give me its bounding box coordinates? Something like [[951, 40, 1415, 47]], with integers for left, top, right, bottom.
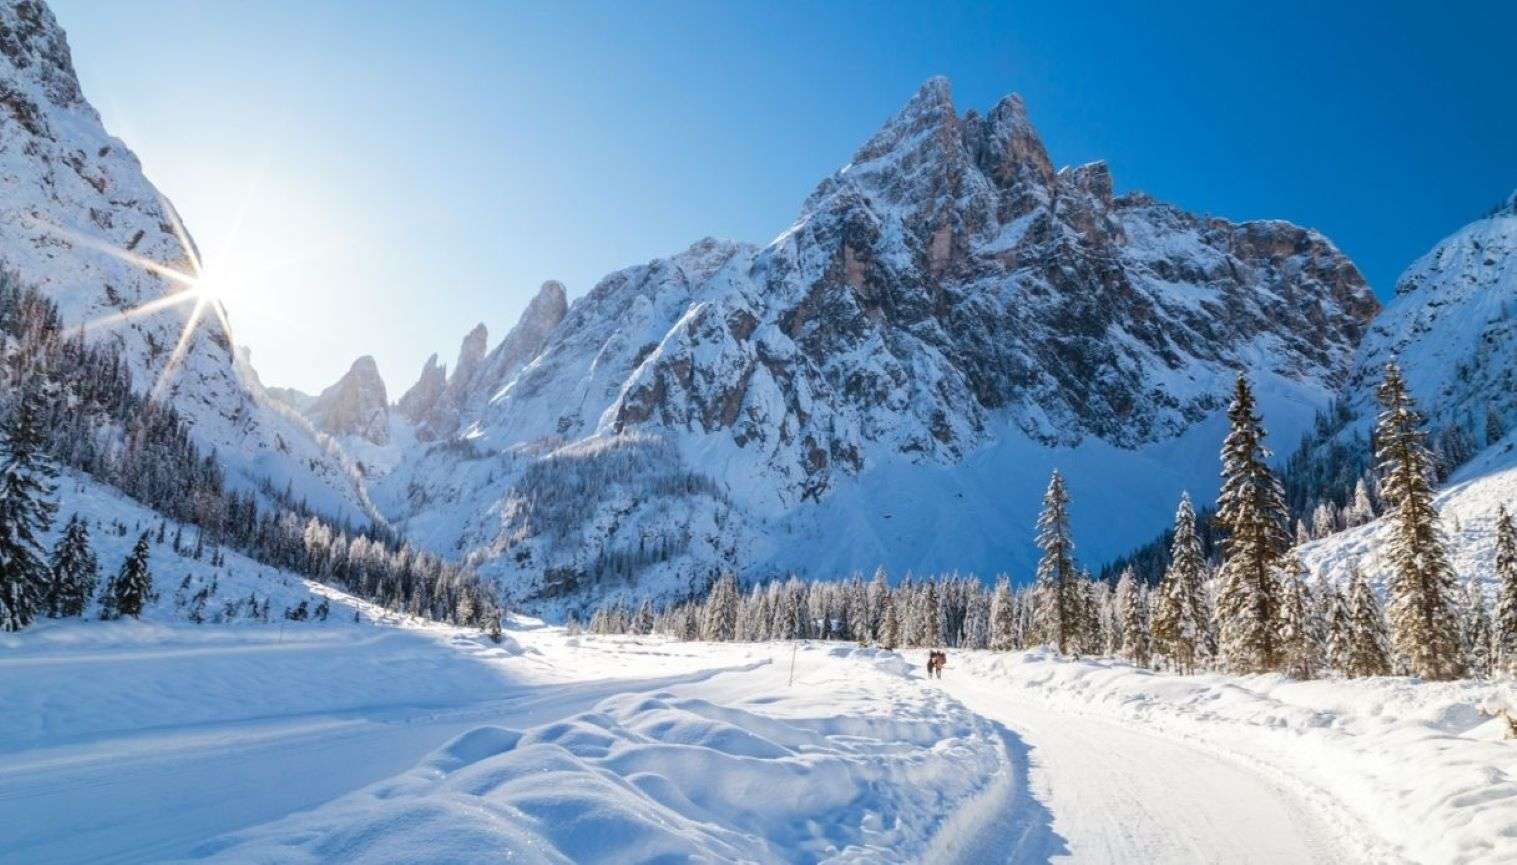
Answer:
[[1296, 194, 1517, 593], [363, 78, 1376, 609], [0, 0, 365, 522]]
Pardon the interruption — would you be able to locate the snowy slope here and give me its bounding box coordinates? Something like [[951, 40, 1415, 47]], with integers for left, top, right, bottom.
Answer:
[[1297, 194, 1517, 593], [0, 0, 366, 522], [370, 78, 1374, 608], [1299, 428, 1517, 595]]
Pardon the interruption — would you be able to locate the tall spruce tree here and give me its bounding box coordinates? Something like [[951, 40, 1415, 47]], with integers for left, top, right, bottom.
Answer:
[[1460, 580, 1493, 679], [0, 382, 59, 632], [989, 576, 1016, 651], [1033, 470, 1079, 653], [1117, 569, 1151, 667], [1374, 363, 1464, 680], [701, 573, 739, 641], [46, 514, 99, 617], [1153, 493, 1208, 673], [1275, 554, 1321, 680], [1344, 564, 1391, 677], [1495, 506, 1517, 675], [103, 532, 154, 619], [1214, 374, 1290, 673]]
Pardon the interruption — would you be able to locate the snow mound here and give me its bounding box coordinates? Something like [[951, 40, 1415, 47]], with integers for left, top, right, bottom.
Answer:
[[959, 651, 1517, 865], [179, 687, 1007, 864]]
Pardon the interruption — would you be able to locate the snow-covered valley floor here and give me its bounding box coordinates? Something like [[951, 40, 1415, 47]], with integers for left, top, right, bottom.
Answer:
[[4, 608, 1514, 864]]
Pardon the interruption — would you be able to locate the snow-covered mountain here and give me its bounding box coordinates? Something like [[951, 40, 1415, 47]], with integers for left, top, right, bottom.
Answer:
[[1348, 191, 1517, 439], [1299, 192, 1517, 592], [0, 0, 367, 522], [366, 77, 1377, 608]]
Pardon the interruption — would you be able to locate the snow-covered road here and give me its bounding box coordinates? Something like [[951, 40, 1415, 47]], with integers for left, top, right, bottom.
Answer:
[[938, 674, 1362, 864]]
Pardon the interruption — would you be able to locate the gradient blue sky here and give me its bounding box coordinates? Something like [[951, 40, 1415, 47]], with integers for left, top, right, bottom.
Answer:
[[49, 0, 1516, 393]]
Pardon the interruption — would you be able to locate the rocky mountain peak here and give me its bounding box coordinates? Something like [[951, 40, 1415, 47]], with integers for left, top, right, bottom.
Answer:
[[0, 0, 82, 113], [305, 355, 390, 446], [397, 353, 445, 424]]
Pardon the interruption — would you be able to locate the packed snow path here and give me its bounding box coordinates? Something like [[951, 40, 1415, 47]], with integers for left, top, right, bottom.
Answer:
[[937, 674, 1362, 864]]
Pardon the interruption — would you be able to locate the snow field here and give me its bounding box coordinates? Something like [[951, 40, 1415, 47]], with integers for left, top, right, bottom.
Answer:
[[176, 641, 1011, 865]]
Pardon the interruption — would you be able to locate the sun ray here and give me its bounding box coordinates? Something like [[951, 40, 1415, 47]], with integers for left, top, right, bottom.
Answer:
[[80, 290, 198, 333], [150, 295, 208, 404]]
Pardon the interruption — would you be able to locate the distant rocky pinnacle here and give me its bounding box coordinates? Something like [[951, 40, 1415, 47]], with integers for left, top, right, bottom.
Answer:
[[401, 280, 568, 440], [304, 356, 390, 445]]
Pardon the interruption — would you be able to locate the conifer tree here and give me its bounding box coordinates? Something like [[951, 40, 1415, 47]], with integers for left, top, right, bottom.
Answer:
[[1276, 554, 1321, 679], [0, 382, 58, 632], [1374, 363, 1464, 680], [1117, 569, 1151, 667], [1460, 580, 1493, 679], [1344, 564, 1391, 677], [701, 573, 738, 641], [102, 532, 154, 619], [1032, 470, 1079, 653], [1214, 374, 1290, 673], [1495, 506, 1517, 675], [919, 580, 943, 647], [45, 514, 99, 617], [1323, 583, 1352, 674], [989, 576, 1016, 651], [879, 594, 901, 650], [1153, 493, 1208, 673]]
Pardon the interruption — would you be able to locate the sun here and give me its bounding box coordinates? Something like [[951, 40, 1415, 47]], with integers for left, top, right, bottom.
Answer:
[[24, 195, 244, 402]]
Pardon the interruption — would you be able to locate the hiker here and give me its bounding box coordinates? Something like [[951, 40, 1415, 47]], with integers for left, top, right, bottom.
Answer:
[[926, 650, 946, 679]]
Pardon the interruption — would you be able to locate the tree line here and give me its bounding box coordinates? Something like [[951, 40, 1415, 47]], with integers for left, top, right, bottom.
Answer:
[[584, 368, 1517, 682]]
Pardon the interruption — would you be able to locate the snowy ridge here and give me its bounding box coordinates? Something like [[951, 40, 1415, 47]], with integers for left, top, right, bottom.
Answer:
[[371, 78, 1375, 608], [0, 0, 366, 523]]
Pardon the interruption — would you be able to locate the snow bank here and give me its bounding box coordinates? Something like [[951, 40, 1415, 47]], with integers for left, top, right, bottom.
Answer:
[[178, 653, 1007, 864], [960, 651, 1517, 865]]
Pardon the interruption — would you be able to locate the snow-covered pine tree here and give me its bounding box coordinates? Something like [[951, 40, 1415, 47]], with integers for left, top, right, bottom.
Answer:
[[1495, 506, 1517, 675], [46, 514, 99, 618], [102, 532, 154, 619], [1032, 470, 1079, 653], [919, 580, 943, 647], [1374, 362, 1465, 680], [633, 599, 654, 635], [0, 381, 58, 632], [878, 593, 901, 650], [1153, 493, 1208, 673], [1322, 582, 1352, 675], [1214, 374, 1290, 674], [989, 576, 1016, 651], [1460, 580, 1493, 679], [701, 573, 739, 641], [1346, 478, 1376, 527], [1344, 564, 1391, 677], [1117, 568, 1151, 667], [1276, 554, 1321, 680], [1078, 575, 1102, 656]]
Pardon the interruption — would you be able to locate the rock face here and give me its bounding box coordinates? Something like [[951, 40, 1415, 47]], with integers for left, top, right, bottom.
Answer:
[[370, 77, 1378, 610], [396, 354, 445, 424], [0, 0, 367, 521], [304, 356, 390, 445]]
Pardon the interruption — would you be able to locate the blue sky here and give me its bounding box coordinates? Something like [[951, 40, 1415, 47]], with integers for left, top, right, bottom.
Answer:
[[49, 0, 1516, 393]]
